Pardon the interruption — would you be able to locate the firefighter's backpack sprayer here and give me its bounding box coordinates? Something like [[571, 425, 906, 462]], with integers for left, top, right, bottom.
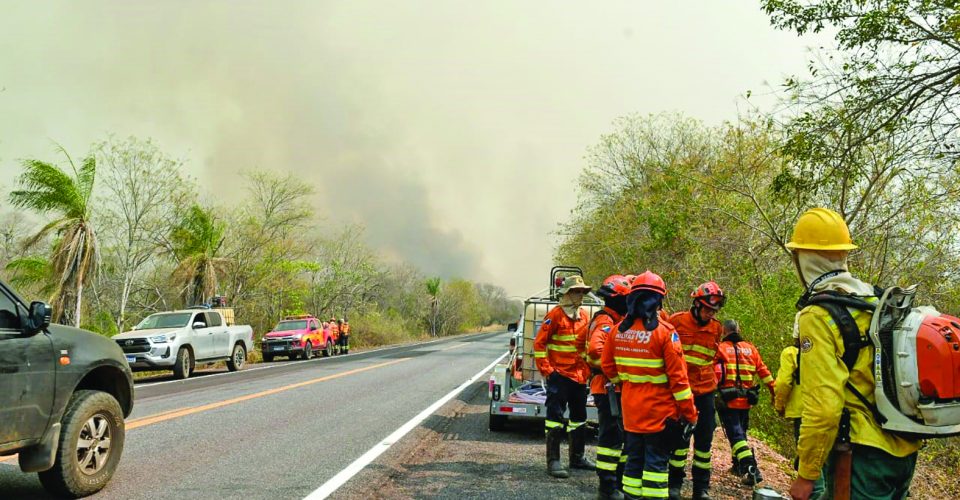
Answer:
[[805, 285, 960, 438]]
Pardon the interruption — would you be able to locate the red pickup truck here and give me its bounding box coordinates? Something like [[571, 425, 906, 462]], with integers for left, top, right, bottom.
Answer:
[[260, 315, 337, 361]]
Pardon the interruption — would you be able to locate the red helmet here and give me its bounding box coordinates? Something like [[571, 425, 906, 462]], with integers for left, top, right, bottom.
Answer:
[[597, 274, 631, 299], [691, 281, 726, 310], [629, 271, 667, 296]]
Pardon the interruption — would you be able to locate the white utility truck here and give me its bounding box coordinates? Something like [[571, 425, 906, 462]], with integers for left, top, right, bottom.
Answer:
[[488, 266, 603, 431], [113, 307, 254, 379]]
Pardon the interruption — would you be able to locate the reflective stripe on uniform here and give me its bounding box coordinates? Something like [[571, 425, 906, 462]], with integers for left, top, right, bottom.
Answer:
[[534, 350, 547, 358], [614, 356, 665, 368], [552, 334, 577, 341], [609, 376, 621, 384], [547, 344, 577, 353], [642, 470, 669, 499], [567, 421, 586, 431], [670, 448, 687, 468], [693, 449, 711, 470], [596, 460, 618, 471], [761, 374, 774, 384], [545, 420, 564, 430], [733, 440, 753, 460], [684, 355, 713, 366], [623, 480, 643, 497], [684, 345, 716, 357], [597, 447, 622, 458], [622, 475, 642, 488], [725, 363, 756, 372], [620, 373, 668, 384], [673, 388, 693, 401]]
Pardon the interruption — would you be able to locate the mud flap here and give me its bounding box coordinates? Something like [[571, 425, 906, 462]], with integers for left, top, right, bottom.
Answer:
[[18, 423, 60, 473]]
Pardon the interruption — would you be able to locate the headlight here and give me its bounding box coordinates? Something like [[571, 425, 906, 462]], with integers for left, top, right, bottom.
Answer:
[[150, 334, 175, 343], [291, 334, 303, 340]]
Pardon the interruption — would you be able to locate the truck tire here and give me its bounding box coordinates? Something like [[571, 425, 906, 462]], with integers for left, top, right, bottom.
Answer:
[[172, 347, 193, 380], [227, 343, 246, 371], [262, 352, 274, 362], [323, 340, 333, 357], [489, 409, 507, 432], [302, 342, 313, 360], [37, 390, 125, 498]]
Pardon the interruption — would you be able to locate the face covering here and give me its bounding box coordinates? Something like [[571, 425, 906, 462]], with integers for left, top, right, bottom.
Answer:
[[604, 294, 628, 317], [619, 290, 663, 332], [795, 250, 874, 297], [559, 292, 584, 318]]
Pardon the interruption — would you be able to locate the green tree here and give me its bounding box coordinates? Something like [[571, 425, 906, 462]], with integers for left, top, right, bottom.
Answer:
[[762, 0, 960, 160], [9, 149, 100, 326], [425, 277, 441, 336], [169, 204, 228, 307]]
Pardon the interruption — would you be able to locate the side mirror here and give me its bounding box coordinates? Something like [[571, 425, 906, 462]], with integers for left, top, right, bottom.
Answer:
[[192, 322, 207, 330], [24, 301, 52, 334], [507, 322, 518, 332]]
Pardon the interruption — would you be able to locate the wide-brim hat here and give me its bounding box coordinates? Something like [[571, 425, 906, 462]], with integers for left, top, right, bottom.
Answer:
[[558, 275, 592, 295]]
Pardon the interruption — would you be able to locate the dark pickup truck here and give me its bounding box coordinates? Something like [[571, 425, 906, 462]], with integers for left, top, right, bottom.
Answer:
[[0, 280, 134, 497]]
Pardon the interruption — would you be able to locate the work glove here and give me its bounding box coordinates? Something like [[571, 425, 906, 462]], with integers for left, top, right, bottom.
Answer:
[[680, 419, 696, 442]]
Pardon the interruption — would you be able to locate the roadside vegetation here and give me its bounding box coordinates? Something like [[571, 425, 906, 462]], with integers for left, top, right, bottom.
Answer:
[[557, 0, 960, 495], [0, 137, 519, 348]]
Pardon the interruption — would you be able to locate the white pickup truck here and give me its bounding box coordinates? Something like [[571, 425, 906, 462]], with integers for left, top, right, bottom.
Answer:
[[113, 308, 254, 379]]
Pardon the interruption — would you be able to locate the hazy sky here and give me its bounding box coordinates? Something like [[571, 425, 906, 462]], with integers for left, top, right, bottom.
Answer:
[[0, 1, 823, 296]]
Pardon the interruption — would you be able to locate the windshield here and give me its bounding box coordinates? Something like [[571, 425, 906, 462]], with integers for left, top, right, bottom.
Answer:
[[274, 320, 307, 332], [135, 312, 193, 330]]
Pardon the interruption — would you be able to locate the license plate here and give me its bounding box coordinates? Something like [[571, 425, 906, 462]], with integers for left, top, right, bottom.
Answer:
[[273, 346, 284, 351], [125, 355, 136, 363]]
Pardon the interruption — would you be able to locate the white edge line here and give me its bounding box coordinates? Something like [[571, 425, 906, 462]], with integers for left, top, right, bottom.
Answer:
[[137, 331, 503, 388], [303, 350, 510, 500]]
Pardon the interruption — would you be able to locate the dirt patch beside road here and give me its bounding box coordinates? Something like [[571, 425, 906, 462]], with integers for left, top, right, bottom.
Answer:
[[334, 380, 795, 499]]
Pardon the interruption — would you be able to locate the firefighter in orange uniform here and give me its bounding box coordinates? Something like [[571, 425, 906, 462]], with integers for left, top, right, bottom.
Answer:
[[534, 275, 595, 478], [714, 319, 775, 486], [667, 282, 725, 500], [587, 274, 633, 499], [339, 319, 350, 354], [329, 317, 340, 354], [602, 271, 698, 500]]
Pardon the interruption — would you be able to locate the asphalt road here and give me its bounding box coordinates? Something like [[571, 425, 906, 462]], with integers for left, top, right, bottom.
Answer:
[[0, 332, 510, 499]]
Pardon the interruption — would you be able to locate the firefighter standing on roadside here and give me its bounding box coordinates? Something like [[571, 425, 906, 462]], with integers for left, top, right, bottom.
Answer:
[[714, 319, 775, 486], [329, 317, 341, 354], [786, 208, 920, 500], [534, 275, 596, 478], [666, 282, 726, 500], [602, 271, 698, 500], [587, 274, 633, 500], [340, 319, 350, 354]]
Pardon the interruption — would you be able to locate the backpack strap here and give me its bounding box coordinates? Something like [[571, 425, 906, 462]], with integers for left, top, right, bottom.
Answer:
[[804, 293, 888, 425]]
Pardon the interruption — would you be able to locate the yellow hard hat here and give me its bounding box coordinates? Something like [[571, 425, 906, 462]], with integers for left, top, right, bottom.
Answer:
[[784, 207, 858, 251]]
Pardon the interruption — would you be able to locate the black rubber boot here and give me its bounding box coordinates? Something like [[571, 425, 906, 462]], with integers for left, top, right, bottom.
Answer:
[[547, 428, 570, 478], [569, 426, 596, 470], [692, 489, 713, 500], [668, 486, 682, 500], [597, 484, 625, 500]]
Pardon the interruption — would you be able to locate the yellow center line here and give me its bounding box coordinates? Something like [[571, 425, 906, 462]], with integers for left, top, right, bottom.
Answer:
[[1, 358, 409, 464], [128, 358, 408, 429]]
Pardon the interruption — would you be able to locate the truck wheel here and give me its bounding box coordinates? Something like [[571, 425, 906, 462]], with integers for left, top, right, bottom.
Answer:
[[227, 343, 246, 371], [489, 409, 507, 432], [37, 390, 125, 498], [262, 353, 274, 362], [172, 347, 193, 379], [302, 342, 313, 360], [323, 340, 333, 357]]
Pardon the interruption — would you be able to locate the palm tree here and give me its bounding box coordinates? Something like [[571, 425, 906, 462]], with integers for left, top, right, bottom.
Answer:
[[425, 277, 441, 336], [169, 204, 229, 307], [9, 150, 100, 327]]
